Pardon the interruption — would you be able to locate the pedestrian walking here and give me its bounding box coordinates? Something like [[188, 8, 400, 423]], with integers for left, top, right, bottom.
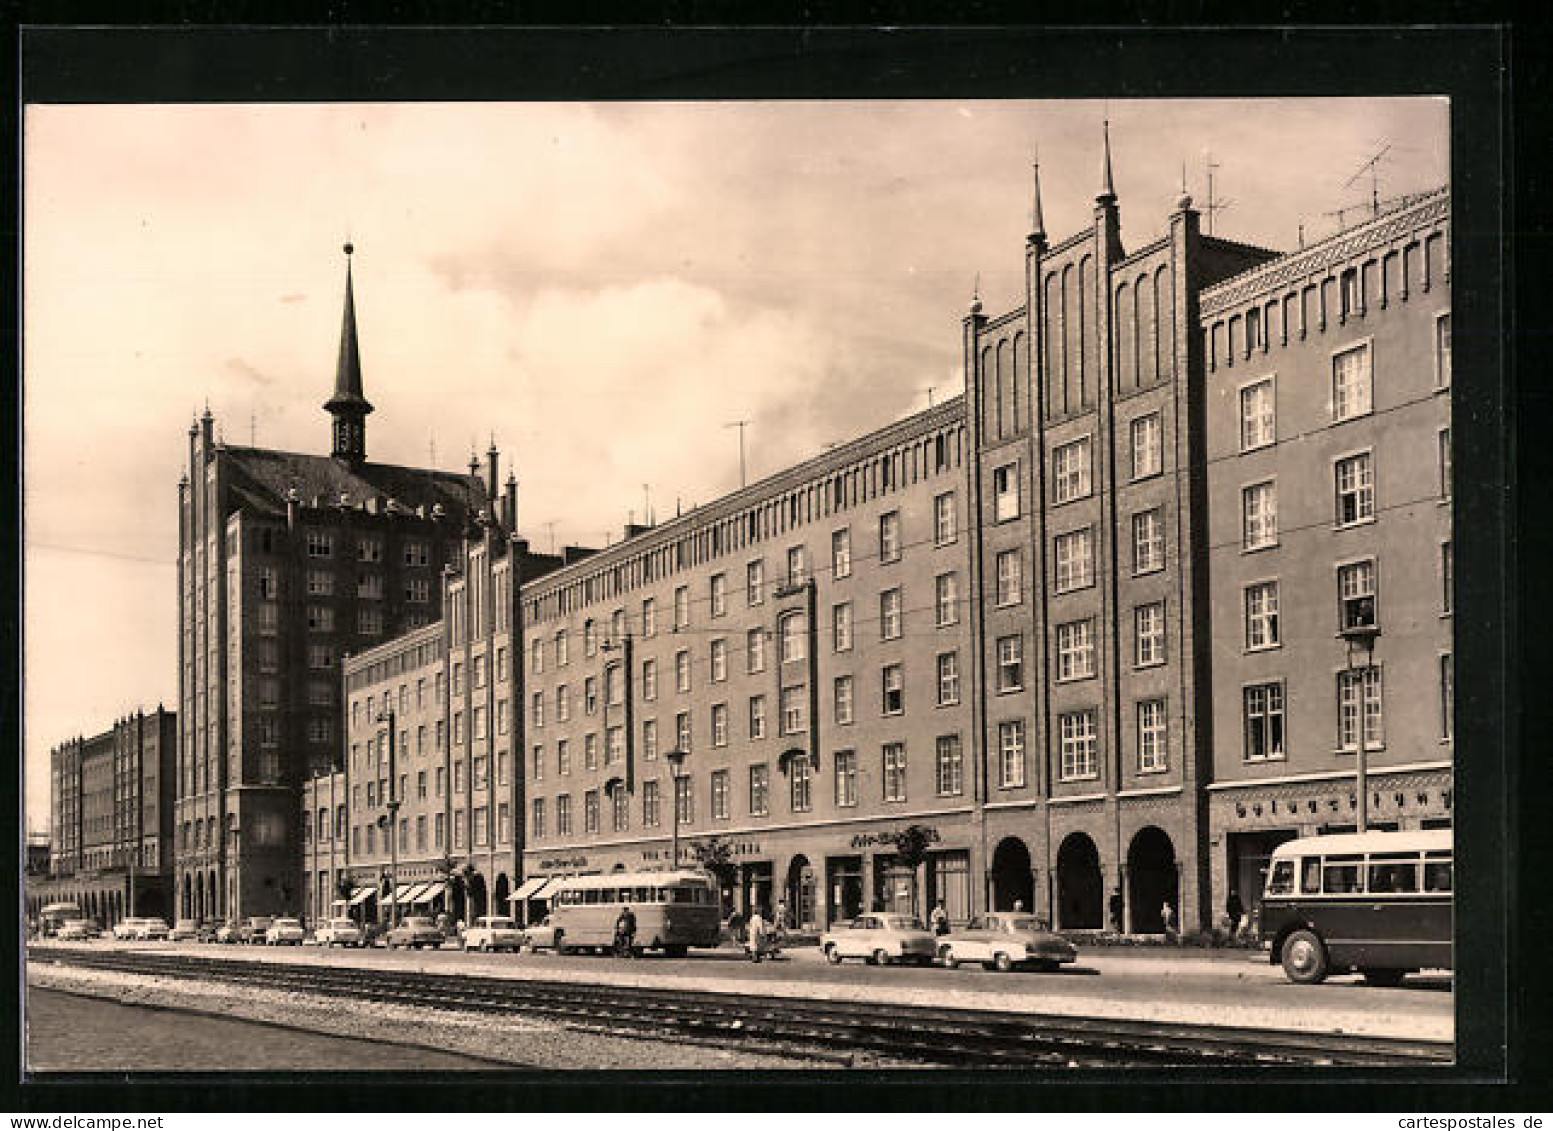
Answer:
[[1012, 899, 1025, 912], [1108, 888, 1124, 933], [745, 907, 768, 962], [929, 901, 949, 936], [1225, 890, 1244, 941], [1161, 901, 1177, 942]]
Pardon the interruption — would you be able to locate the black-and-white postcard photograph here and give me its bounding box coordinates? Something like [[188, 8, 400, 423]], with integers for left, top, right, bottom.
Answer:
[[14, 26, 1517, 1107]]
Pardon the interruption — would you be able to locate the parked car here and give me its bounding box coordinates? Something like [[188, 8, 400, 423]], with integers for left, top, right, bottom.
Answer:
[[314, 917, 366, 948], [522, 916, 562, 952], [462, 915, 524, 953], [133, 918, 171, 941], [214, 920, 241, 944], [936, 912, 1078, 973], [820, 913, 938, 966], [385, 916, 444, 949], [170, 918, 202, 942], [194, 921, 220, 943], [265, 917, 307, 946], [56, 918, 100, 941], [111, 917, 146, 940], [237, 916, 274, 945]]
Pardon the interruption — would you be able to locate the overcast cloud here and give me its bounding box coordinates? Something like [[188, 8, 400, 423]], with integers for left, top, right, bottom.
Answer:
[[22, 98, 1448, 829]]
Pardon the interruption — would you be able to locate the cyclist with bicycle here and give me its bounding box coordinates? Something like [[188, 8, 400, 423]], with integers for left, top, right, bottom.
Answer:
[[614, 905, 638, 958]]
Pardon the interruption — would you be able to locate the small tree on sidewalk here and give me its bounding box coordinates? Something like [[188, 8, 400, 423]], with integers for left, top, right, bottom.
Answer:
[[689, 837, 738, 915], [886, 824, 935, 918]]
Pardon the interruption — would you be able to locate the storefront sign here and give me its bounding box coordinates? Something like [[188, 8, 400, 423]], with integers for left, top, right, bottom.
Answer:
[[539, 855, 588, 870], [848, 827, 942, 850]]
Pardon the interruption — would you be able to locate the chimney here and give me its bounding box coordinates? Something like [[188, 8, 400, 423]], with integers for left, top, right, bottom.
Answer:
[[486, 442, 500, 501], [286, 486, 300, 530]]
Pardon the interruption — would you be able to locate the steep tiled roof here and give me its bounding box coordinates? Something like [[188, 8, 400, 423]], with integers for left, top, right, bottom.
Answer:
[[221, 444, 485, 520]]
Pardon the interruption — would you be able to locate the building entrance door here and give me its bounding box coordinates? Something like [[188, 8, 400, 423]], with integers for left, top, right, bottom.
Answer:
[[825, 856, 863, 926], [741, 861, 773, 917]]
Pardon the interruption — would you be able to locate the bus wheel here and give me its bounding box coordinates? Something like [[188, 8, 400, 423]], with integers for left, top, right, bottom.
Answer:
[[1280, 930, 1329, 984], [1361, 968, 1407, 987]]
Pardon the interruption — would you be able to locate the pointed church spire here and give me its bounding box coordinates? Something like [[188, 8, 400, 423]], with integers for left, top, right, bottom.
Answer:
[[1098, 118, 1117, 201], [1030, 149, 1047, 242], [325, 242, 373, 463]]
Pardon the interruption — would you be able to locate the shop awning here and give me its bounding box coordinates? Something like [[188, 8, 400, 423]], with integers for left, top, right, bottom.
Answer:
[[395, 882, 428, 904], [412, 881, 446, 905], [348, 887, 376, 906], [510, 876, 549, 901]]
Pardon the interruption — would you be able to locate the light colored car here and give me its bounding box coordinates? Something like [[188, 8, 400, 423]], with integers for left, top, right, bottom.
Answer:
[[264, 917, 306, 945], [462, 915, 524, 953], [170, 918, 202, 941], [937, 912, 1078, 973], [133, 918, 170, 940], [522, 916, 562, 952], [111, 917, 146, 940], [56, 918, 100, 941], [820, 913, 939, 966], [385, 916, 444, 949], [214, 921, 241, 944], [237, 916, 273, 944], [314, 918, 365, 948]]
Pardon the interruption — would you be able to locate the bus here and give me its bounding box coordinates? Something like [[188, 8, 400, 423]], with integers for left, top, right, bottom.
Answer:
[[545, 870, 721, 957], [1261, 828, 1453, 986]]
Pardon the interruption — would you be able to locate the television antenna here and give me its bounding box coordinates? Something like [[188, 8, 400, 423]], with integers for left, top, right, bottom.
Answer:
[[1344, 143, 1393, 219], [1204, 155, 1233, 236]]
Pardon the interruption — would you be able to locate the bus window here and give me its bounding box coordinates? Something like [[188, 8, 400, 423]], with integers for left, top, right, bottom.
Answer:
[[1300, 858, 1321, 894], [1267, 860, 1295, 896], [1367, 855, 1420, 893], [1423, 854, 1453, 892], [1322, 856, 1364, 894]]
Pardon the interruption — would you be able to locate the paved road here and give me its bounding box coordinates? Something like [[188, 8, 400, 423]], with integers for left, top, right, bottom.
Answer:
[[26, 986, 499, 1072], [33, 939, 1453, 1041]]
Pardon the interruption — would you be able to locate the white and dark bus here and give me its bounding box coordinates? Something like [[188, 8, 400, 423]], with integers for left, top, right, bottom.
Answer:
[[546, 870, 721, 957], [1261, 829, 1453, 986]]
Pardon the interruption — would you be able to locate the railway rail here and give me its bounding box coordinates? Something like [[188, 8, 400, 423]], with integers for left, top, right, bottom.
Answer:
[[28, 947, 1453, 1069]]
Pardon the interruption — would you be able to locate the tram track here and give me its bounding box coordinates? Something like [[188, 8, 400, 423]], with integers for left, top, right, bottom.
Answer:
[[28, 947, 1454, 1069]]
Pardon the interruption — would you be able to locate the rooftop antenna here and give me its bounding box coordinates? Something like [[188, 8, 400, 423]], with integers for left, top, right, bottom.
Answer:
[[1344, 143, 1393, 218], [250, 411, 256, 447], [1324, 203, 1363, 233], [1204, 154, 1233, 236], [643, 484, 653, 525], [429, 433, 437, 467], [724, 420, 751, 488], [921, 386, 936, 409], [1298, 222, 1306, 250]]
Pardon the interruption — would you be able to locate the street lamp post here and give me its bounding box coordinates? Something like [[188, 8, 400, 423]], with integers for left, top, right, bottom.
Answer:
[[1340, 623, 1381, 833], [666, 749, 688, 870], [376, 704, 401, 928]]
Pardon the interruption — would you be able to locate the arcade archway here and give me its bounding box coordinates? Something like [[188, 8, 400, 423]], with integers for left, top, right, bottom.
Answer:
[[1056, 832, 1103, 929], [1126, 826, 1179, 934], [990, 837, 1034, 912]]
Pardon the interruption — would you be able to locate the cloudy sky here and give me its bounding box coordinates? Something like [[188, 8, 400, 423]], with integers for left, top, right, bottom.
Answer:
[[22, 97, 1447, 830]]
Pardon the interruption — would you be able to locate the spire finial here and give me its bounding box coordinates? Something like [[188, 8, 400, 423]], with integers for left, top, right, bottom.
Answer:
[[1099, 117, 1117, 201], [1030, 148, 1046, 239], [969, 272, 983, 315], [1175, 159, 1193, 212], [326, 239, 372, 463]]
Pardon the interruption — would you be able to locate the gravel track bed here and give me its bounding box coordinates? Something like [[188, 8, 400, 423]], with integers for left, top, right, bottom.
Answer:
[[27, 965, 841, 1071]]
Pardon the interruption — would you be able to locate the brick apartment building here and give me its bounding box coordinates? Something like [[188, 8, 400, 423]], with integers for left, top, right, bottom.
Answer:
[[29, 707, 177, 929]]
